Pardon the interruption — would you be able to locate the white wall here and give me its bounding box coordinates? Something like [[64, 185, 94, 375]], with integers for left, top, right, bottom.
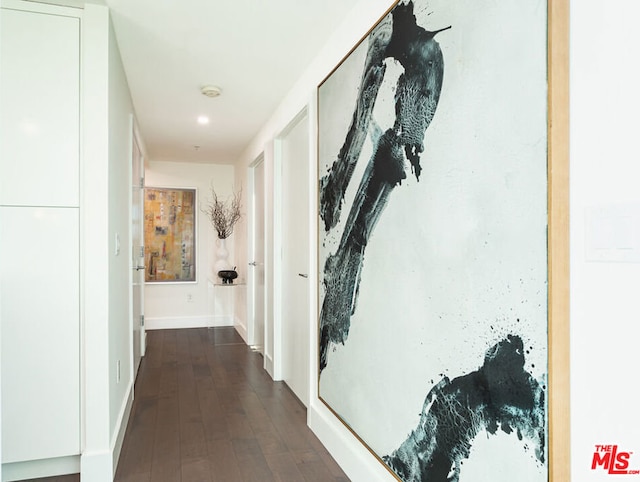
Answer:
[[107, 13, 137, 475], [81, 4, 139, 480], [236, 0, 640, 481], [570, 1, 640, 479], [144, 160, 237, 329], [81, 4, 112, 478]]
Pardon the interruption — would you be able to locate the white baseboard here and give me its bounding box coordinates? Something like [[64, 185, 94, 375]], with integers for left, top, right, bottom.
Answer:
[[146, 315, 233, 330], [264, 353, 274, 379], [111, 380, 134, 474], [77, 380, 133, 482], [80, 449, 113, 482], [307, 401, 395, 482], [141, 331, 147, 356], [2, 456, 80, 482], [235, 315, 248, 343]]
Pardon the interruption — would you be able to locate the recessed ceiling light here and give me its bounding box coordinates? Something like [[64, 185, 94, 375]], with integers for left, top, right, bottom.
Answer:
[[201, 85, 222, 98], [197, 115, 210, 125]]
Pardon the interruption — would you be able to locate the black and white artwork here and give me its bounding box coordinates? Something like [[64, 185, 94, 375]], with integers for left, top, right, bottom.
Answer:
[[318, 1, 548, 481]]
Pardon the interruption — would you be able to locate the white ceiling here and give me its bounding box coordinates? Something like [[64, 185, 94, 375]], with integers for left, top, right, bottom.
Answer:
[[104, 0, 362, 164]]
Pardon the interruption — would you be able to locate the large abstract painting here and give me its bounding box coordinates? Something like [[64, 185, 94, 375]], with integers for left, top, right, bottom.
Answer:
[[318, 1, 551, 481], [144, 187, 196, 282]]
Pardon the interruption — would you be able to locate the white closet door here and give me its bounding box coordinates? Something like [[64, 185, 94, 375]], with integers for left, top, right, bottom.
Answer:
[[0, 8, 80, 207], [1, 207, 80, 462], [280, 113, 310, 406]]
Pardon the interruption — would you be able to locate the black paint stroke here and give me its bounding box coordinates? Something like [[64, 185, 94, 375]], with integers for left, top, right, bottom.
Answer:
[[383, 335, 546, 482], [319, 13, 392, 233], [319, 1, 450, 372]]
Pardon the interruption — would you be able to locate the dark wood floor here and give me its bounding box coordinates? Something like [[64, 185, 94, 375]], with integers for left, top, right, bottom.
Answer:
[[114, 327, 348, 482]]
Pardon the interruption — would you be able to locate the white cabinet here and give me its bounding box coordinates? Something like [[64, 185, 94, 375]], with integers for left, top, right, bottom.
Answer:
[[0, 8, 80, 208], [0, 3, 81, 467], [0, 207, 80, 462]]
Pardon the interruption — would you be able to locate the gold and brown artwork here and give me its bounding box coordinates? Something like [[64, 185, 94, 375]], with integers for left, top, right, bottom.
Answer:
[[144, 187, 196, 282]]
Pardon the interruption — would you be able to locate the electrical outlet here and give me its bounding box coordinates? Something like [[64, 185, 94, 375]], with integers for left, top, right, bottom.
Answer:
[[187, 293, 194, 303]]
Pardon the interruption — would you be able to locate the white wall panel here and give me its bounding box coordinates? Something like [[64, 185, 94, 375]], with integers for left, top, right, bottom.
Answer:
[[570, 1, 640, 479], [0, 206, 80, 462], [144, 161, 235, 326], [0, 8, 79, 207]]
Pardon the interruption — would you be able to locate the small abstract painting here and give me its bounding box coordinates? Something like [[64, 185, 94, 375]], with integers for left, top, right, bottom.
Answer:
[[317, 1, 549, 481], [144, 187, 196, 282]]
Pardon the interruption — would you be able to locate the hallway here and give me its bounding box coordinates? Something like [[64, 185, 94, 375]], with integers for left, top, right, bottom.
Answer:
[[114, 327, 348, 482]]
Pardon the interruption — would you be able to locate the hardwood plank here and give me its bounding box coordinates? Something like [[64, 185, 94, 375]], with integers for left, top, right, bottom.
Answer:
[[135, 366, 162, 399], [207, 439, 243, 482], [115, 426, 154, 477], [180, 421, 208, 459], [225, 411, 256, 440], [113, 473, 151, 482], [149, 421, 181, 482], [149, 349, 181, 482], [181, 456, 213, 482], [264, 451, 306, 482], [232, 438, 276, 482], [255, 429, 289, 456], [144, 330, 164, 368], [293, 449, 339, 482]]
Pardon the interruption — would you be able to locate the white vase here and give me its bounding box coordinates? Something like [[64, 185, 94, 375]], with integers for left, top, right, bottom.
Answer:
[[214, 237, 230, 274]]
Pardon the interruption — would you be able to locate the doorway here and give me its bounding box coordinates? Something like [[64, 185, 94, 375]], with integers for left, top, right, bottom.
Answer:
[[131, 120, 145, 375], [248, 155, 266, 357]]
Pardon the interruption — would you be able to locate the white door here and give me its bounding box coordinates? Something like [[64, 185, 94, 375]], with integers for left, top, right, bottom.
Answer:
[[280, 112, 310, 406], [249, 157, 265, 354], [131, 125, 145, 374]]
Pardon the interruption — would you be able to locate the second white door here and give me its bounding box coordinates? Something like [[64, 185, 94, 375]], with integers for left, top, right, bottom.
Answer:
[[280, 111, 310, 406]]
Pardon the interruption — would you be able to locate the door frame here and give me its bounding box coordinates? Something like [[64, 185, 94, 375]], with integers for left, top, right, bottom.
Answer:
[[272, 107, 311, 387], [247, 154, 266, 352], [275, 107, 311, 405], [129, 115, 146, 378]]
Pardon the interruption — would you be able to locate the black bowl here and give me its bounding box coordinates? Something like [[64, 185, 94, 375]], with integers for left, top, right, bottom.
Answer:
[[218, 270, 238, 284]]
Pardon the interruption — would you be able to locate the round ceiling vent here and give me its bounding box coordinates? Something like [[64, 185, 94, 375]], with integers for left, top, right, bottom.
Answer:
[[201, 85, 222, 98]]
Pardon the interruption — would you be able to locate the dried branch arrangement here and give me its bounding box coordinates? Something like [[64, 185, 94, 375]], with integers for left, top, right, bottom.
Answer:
[[202, 186, 242, 239]]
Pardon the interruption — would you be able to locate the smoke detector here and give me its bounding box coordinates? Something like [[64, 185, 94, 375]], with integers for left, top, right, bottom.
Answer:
[[201, 85, 222, 98]]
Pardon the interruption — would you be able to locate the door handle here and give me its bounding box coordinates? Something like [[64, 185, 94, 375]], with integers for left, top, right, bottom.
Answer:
[[134, 265, 145, 271], [249, 261, 257, 266], [298, 273, 308, 278]]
